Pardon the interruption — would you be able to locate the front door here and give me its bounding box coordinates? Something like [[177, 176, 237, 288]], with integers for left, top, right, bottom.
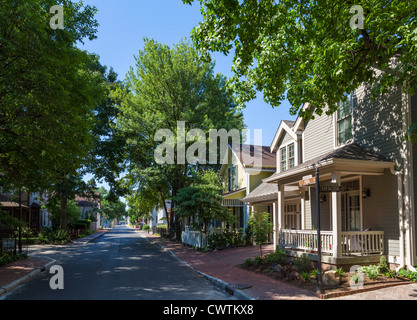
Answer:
[[341, 192, 361, 231]]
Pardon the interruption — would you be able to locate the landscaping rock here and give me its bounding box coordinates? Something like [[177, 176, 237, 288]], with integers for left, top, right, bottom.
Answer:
[[286, 271, 299, 281], [271, 264, 283, 273], [323, 270, 341, 286]]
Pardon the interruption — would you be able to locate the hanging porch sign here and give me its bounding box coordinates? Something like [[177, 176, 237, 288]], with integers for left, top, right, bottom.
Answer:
[[299, 177, 316, 187], [319, 183, 344, 193]]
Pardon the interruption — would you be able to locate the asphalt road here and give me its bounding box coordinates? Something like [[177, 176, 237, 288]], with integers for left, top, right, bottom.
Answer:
[[3, 226, 233, 300]]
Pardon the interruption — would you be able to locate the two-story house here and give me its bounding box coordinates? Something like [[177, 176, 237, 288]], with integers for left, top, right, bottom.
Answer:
[[220, 143, 276, 232], [75, 192, 102, 231], [244, 82, 417, 270], [0, 189, 43, 233]]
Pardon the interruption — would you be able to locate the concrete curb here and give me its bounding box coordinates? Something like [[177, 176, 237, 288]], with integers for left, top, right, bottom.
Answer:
[[73, 230, 108, 245], [0, 257, 56, 298], [143, 235, 256, 301]]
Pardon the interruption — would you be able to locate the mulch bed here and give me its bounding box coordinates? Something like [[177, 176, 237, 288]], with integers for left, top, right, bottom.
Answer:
[[239, 263, 412, 299]]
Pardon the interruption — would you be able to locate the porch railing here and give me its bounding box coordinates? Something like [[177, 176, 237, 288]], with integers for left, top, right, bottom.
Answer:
[[280, 229, 333, 254], [341, 231, 384, 255], [280, 229, 384, 256]]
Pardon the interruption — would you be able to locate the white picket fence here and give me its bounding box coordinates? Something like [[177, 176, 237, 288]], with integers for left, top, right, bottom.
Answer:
[[181, 230, 209, 248]]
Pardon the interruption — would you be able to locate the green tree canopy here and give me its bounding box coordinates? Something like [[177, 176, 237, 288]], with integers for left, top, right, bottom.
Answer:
[[114, 38, 245, 239], [183, 0, 417, 123], [0, 0, 102, 191], [99, 187, 127, 222], [175, 169, 232, 233], [248, 211, 273, 256]]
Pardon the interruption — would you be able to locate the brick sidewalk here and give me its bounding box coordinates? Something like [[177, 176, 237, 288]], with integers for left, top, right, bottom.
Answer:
[[138, 231, 417, 300], [138, 231, 318, 300]]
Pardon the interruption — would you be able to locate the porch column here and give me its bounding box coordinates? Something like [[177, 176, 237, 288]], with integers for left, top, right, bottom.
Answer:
[[277, 184, 285, 247], [272, 201, 278, 249], [300, 187, 306, 230], [331, 172, 342, 258]]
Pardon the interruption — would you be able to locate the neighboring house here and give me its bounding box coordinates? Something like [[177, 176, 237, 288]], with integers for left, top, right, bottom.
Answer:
[[75, 192, 101, 231], [147, 200, 170, 232], [244, 82, 417, 270], [219, 143, 276, 233], [0, 190, 43, 233]]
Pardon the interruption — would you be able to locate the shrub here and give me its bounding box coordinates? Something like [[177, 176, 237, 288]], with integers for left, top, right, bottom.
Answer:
[[244, 258, 253, 267], [385, 269, 397, 278], [207, 229, 244, 250], [301, 271, 311, 282], [142, 224, 150, 231], [359, 265, 379, 280], [310, 268, 319, 279], [293, 254, 314, 273], [38, 228, 70, 244], [244, 225, 253, 245], [378, 256, 389, 274], [0, 252, 27, 266], [266, 248, 287, 265], [350, 273, 362, 284], [333, 267, 345, 277], [398, 269, 417, 282], [254, 256, 264, 266]]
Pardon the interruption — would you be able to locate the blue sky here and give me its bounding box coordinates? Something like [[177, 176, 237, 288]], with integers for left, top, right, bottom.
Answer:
[[78, 0, 297, 189], [78, 0, 297, 143]]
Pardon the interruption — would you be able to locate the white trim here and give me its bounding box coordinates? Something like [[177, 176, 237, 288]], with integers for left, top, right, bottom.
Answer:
[[270, 121, 298, 152], [245, 168, 275, 173], [333, 93, 354, 149], [359, 175, 364, 231], [246, 173, 250, 196], [403, 91, 416, 269], [278, 141, 297, 174], [222, 188, 246, 198], [292, 103, 311, 133]]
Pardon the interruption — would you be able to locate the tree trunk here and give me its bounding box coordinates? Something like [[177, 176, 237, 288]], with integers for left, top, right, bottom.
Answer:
[[60, 197, 68, 230], [18, 189, 22, 254], [160, 191, 169, 230]]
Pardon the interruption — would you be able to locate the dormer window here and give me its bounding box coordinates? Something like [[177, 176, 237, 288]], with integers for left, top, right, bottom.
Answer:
[[280, 148, 287, 172], [228, 164, 237, 191], [288, 143, 295, 168], [280, 143, 295, 172], [337, 94, 353, 145]]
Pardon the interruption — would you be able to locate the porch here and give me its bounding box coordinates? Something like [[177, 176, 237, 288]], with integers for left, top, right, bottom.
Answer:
[[259, 144, 398, 266], [280, 229, 384, 256]]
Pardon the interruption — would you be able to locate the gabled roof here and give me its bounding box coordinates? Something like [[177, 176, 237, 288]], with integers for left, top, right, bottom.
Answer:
[[242, 183, 300, 204], [75, 192, 101, 208], [270, 119, 298, 152], [0, 201, 29, 209], [264, 143, 394, 183], [229, 143, 276, 170]]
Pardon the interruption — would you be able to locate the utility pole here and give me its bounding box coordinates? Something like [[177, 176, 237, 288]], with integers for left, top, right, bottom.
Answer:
[[315, 167, 323, 294]]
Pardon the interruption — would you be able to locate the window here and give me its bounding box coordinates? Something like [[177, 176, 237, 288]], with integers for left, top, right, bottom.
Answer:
[[288, 143, 295, 169], [284, 202, 301, 229], [280, 147, 287, 172], [228, 164, 238, 191], [280, 143, 295, 172], [337, 94, 353, 145]]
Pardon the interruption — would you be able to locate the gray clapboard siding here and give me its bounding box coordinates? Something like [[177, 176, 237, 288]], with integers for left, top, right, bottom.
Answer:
[[362, 172, 400, 257], [352, 84, 404, 167], [303, 112, 334, 162]]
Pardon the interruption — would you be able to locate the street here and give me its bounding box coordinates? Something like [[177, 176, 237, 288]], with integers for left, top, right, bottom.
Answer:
[[2, 226, 233, 300]]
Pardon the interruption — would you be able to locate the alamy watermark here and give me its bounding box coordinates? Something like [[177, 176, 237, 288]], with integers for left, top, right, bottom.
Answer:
[[350, 5, 364, 30], [49, 5, 64, 30], [349, 265, 365, 289], [49, 265, 64, 290], [154, 121, 264, 173]]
